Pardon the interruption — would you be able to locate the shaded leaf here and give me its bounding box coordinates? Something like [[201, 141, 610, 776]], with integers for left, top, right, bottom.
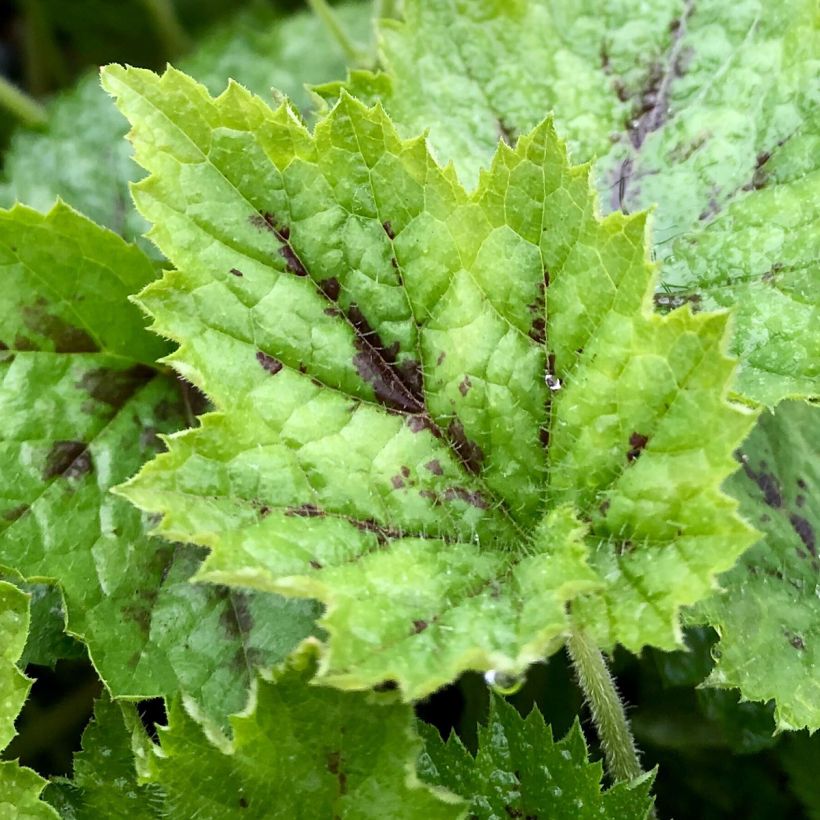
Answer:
[[418, 696, 655, 819], [106, 65, 755, 698]]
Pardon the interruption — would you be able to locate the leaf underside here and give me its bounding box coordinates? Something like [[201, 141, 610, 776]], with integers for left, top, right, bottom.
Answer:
[[322, 0, 819, 407], [0, 203, 316, 723], [105, 64, 756, 699], [419, 695, 655, 819], [692, 400, 820, 732]]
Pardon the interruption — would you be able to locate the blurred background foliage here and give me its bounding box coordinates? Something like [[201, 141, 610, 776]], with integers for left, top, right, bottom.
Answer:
[[0, 1, 818, 817]]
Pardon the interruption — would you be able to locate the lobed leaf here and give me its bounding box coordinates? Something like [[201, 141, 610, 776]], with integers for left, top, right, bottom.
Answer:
[[106, 64, 757, 698], [320, 0, 820, 406], [0, 203, 316, 723], [692, 401, 820, 732], [418, 696, 655, 819], [0, 582, 58, 818]]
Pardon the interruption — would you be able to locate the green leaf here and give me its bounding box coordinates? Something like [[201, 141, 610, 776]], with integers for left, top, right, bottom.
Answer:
[[105, 64, 756, 698], [0, 2, 373, 250], [418, 696, 655, 819], [141, 640, 464, 818], [692, 401, 820, 732], [0, 203, 316, 722], [0, 582, 58, 818], [43, 696, 162, 820], [321, 0, 820, 406]]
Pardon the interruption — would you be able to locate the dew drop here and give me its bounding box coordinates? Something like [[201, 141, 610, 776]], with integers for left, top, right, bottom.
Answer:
[[545, 374, 562, 391], [484, 669, 526, 695]]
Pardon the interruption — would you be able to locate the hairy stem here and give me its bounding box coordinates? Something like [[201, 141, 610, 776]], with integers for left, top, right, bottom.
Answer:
[[566, 627, 644, 783], [307, 0, 368, 65], [0, 75, 47, 128], [139, 0, 191, 58]]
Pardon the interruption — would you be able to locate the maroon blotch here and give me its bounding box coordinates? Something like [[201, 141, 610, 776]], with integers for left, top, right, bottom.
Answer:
[[256, 351, 283, 375]]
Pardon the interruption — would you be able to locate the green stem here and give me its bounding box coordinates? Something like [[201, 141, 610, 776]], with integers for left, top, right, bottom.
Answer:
[[307, 0, 369, 65], [566, 628, 644, 783], [0, 75, 47, 128], [139, 0, 192, 59]]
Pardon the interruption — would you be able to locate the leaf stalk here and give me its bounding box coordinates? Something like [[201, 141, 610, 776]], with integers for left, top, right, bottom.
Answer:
[[0, 75, 47, 128], [307, 0, 370, 66]]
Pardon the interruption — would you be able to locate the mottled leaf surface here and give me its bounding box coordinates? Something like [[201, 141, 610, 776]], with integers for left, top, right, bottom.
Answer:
[[44, 697, 162, 820], [0, 204, 316, 722], [692, 401, 820, 731], [324, 0, 819, 405], [106, 64, 755, 698], [0, 2, 372, 251], [142, 642, 463, 819], [419, 696, 654, 819], [0, 583, 58, 818]]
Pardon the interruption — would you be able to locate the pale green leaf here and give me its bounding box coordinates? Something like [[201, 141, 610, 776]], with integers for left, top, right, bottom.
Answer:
[[142, 641, 464, 819], [321, 0, 820, 406], [0, 203, 316, 722], [0, 2, 373, 250], [105, 64, 756, 698], [418, 696, 655, 819], [691, 401, 820, 732], [44, 697, 162, 820], [0, 582, 58, 818]]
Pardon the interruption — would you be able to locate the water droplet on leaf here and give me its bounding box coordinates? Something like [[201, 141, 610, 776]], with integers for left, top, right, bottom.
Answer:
[[484, 669, 526, 695]]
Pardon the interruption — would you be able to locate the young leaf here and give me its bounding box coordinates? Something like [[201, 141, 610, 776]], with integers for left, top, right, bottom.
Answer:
[[0, 582, 58, 818], [0, 203, 316, 722], [141, 641, 464, 818], [0, 1, 373, 250], [418, 696, 655, 819], [105, 65, 756, 698], [44, 696, 162, 819], [691, 401, 819, 732], [320, 0, 819, 406]]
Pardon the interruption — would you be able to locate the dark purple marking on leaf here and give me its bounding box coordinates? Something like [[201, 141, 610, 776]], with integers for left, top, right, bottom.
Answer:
[[77, 365, 154, 409], [43, 441, 92, 480], [249, 211, 309, 276], [796, 495, 806, 508], [319, 276, 341, 301], [256, 351, 283, 376], [324, 306, 342, 317], [286, 503, 324, 518], [496, 118, 515, 146], [539, 426, 550, 448], [326, 752, 348, 795], [391, 475, 405, 489], [391, 257, 399, 269], [401, 466, 411, 478], [239, 797, 249, 809], [258, 505, 270, 518], [229, 267, 244, 277], [218, 589, 254, 639], [529, 317, 546, 344], [436, 351, 446, 366], [0, 341, 7, 350], [653, 292, 702, 312], [310, 560, 322, 570], [528, 278, 547, 343], [412, 619, 428, 634], [2, 504, 29, 522], [459, 375, 472, 396], [762, 262, 784, 284], [736, 451, 783, 508], [797, 478, 808, 490], [626, 432, 649, 462], [618, 540, 635, 555], [789, 514, 816, 556], [599, 499, 611, 516], [22, 301, 99, 353], [425, 459, 443, 476], [396, 359, 424, 399], [350, 518, 404, 545], [443, 487, 489, 509], [743, 150, 773, 192], [786, 631, 806, 651], [382, 221, 396, 240], [447, 420, 484, 475], [13, 334, 36, 351]]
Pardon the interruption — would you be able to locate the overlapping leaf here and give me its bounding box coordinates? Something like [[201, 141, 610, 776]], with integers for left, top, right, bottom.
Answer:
[[0, 583, 57, 818], [0, 203, 316, 722], [321, 0, 819, 406], [137, 641, 463, 818], [692, 401, 820, 732], [0, 1, 373, 251], [106, 64, 756, 699], [418, 696, 655, 819]]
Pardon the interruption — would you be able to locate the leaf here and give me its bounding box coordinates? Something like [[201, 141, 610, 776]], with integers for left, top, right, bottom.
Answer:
[[140, 641, 464, 818], [0, 202, 316, 723], [105, 64, 756, 698], [43, 696, 162, 820], [0, 1, 373, 250], [0, 582, 58, 818], [418, 696, 655, 819], [691, 401, 820, 732], [320, 0, 820, 406]]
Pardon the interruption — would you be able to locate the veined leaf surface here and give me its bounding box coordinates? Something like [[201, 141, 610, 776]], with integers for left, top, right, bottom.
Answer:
[[106, 64, 757, 698], [321, 0, 820, 406]]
